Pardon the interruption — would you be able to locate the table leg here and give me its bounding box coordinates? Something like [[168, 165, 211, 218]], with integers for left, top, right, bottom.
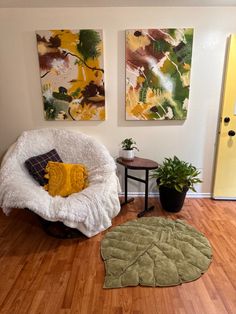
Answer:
[[120, 167, 134, 206], [144, 169, 149, 210], [125, 167, 128, 203], [137, 169, 154, 217]]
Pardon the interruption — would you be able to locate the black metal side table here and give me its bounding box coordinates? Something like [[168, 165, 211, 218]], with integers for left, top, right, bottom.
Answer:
[[116, 157, 159, 217]]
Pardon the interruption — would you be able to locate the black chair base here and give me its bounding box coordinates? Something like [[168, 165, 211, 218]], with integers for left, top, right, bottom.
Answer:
[[39, 218, 84, 239]]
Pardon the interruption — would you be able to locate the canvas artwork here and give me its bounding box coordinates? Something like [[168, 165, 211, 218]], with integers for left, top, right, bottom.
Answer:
[[36, 29, 105, 121], [126, 28, 194, 120]]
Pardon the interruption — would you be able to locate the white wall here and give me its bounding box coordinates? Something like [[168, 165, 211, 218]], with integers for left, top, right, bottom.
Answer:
[[0, 7, 235, 195]]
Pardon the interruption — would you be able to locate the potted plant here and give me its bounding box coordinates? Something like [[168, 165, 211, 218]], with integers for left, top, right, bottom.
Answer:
[[120, 138, 139, 161], [151, 156, 202, 212]]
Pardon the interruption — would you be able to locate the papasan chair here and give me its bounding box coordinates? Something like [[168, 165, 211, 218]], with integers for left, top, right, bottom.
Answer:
[[0, 128, 121, 237]]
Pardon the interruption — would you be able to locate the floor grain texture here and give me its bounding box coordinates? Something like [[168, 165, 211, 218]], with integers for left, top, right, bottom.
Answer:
[[0, 197, 236, 314]]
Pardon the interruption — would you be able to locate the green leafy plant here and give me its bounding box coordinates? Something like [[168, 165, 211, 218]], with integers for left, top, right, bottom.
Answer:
[[151, 156, 202, 192], [121, 138, 139, 151]]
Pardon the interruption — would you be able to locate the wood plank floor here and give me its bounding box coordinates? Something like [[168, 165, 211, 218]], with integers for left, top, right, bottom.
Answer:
[[0, 198, 236, 314]]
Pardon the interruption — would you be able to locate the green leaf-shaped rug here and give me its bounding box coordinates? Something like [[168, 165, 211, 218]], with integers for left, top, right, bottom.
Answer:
[[101, 217, 212, 288]]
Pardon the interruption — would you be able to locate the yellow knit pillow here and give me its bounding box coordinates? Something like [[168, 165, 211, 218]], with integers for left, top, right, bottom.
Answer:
[[44, 161, 88, 197]]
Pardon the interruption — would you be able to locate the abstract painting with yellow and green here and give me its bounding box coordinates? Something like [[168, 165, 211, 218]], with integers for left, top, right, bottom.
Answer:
[[36, 29, 105, 121], [126, 28, 194, 120]]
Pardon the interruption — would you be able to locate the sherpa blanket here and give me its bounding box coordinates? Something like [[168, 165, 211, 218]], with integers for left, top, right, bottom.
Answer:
[[101, 217, 212, 288], [0, 128, 121, 237]]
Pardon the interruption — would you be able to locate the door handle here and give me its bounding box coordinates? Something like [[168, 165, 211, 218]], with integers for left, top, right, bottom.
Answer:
[[228, 130, 236, 137]]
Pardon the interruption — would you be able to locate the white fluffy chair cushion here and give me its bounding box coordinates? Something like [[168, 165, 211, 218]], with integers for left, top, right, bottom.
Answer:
[[0, 128, 121, 237]]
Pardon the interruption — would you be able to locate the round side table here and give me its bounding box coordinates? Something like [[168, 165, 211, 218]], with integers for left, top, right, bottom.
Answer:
[[116, 157, 159, 217]]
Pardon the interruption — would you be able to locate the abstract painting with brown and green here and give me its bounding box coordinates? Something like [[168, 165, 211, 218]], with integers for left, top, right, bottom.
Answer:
[[126, 28, 194, 120], [36, 29, 105, 121]]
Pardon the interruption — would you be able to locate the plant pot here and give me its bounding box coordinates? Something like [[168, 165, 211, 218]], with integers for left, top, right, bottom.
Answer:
[[121, 149, 135, 161], [159, 185, 188, 212]]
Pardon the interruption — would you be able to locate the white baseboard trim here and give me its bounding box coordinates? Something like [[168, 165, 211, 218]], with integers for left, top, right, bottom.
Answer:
[[118, 192, 211, 198], [212, 196, 236, 200]]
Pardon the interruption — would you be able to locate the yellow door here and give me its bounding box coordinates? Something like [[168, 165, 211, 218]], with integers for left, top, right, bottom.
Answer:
[[213, 34, 236, 199]]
